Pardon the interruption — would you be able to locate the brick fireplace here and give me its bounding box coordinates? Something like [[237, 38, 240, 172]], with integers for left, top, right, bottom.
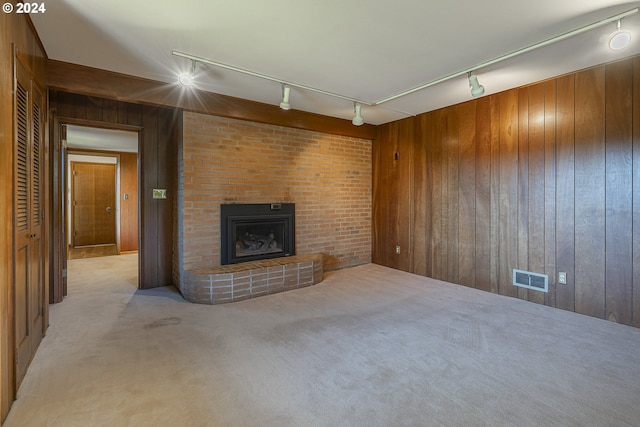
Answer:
[[174, 112, 372, 299]]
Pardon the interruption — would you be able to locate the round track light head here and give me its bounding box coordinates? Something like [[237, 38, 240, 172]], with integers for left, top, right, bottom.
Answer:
[[471, 85, 485, 97], [178, 73, 193, 87], [609, 30, 631, 50]]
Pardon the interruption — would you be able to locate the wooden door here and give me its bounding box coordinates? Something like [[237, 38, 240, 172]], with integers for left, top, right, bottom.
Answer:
[[14, 60, 44, 387], [71, 162, 116, 247]]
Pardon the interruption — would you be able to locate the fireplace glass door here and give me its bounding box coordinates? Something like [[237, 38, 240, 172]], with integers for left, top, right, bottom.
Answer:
[[221, 204, 295, 264], [234, 219, 286, 259]]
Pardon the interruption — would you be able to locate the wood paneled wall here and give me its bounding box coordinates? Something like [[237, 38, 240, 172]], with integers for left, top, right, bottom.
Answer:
[[373, 55, 640, 327], [1, 10, 47, 423], [49, 91, 177, 291], [119, 152, 138, 253]]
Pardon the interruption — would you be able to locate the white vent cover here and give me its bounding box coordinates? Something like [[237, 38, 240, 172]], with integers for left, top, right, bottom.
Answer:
[[513, 269, 548, 293]]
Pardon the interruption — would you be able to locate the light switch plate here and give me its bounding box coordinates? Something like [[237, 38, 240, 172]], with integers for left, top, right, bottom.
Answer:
[[153, 189, 167, 199]]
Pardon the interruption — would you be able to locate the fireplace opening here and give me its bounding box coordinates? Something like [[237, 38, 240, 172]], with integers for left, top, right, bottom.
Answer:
[[221, 203, 295, 265], [235, 221, 285, 258]]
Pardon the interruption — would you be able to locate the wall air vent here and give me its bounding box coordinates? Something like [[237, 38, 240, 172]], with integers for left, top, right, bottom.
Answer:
[[513, 269, 548, 293]]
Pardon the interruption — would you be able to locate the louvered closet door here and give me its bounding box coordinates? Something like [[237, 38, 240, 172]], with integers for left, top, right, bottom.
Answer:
[[29, 82, 44, 364], [14, 59, 44, 388]]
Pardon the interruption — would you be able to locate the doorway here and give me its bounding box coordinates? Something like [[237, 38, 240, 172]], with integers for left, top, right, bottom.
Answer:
[[64, 125, 139, 264], [69, 159, 118, 258]]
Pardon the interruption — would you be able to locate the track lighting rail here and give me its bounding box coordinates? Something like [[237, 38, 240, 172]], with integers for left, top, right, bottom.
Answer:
[[173, 7, 637, 123], [373, 7, 638, 104], [172, 50, 373, 106]]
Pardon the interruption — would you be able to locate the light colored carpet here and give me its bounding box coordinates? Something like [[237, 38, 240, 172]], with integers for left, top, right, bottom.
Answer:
[[4, 254, 640, 427]]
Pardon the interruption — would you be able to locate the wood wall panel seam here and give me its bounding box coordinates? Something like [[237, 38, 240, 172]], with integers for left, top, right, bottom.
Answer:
[[553, 74, 576, 313], [517, 87, 530, 301], [604, 60, 634, 324]]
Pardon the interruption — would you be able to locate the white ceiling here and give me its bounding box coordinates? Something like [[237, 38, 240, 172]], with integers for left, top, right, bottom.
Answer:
[[31, 1, 640, 125]]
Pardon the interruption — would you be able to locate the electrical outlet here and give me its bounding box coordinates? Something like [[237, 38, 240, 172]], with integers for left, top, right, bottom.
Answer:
[[558, 272, 567, 284], [395, 246, 401, 254]]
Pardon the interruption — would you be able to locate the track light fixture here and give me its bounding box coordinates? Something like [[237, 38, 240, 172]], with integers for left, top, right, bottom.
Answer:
[[172, 50, 372, 125], [468, 72, 485, 97], [178, 59, 196, 87], [172, 6, 637, 122], [352, 103, 364, 126], [373, 7, 637, 104], [279, 85, 291, 110], [609, 19, 631, 51]]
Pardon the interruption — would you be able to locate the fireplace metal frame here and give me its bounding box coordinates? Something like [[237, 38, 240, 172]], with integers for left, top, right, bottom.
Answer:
[[221, 203, 295, 265]]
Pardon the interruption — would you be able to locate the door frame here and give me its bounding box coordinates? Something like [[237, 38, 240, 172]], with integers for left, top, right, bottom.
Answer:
[[68, 157, 119, 250], [50, 118, 141, 302]]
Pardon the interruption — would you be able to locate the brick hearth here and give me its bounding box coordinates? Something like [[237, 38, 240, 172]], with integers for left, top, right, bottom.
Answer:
[[182, 254, 323, 304]]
